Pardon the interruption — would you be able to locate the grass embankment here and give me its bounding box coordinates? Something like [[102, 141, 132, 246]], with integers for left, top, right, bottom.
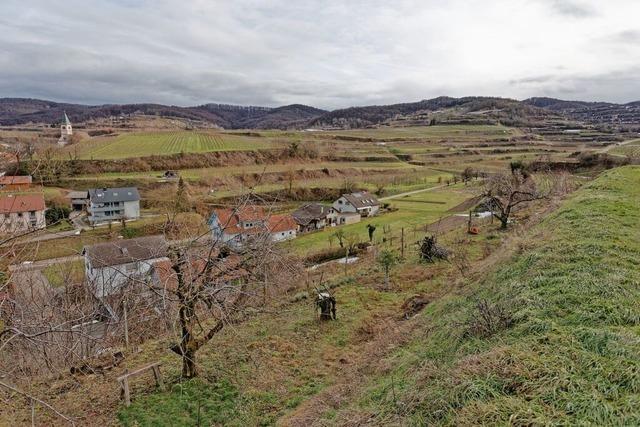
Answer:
[[320, 166, 640, 425]]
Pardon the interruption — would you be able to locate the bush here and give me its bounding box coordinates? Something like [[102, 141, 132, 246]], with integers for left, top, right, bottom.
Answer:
[[45, 206, 71, 225]]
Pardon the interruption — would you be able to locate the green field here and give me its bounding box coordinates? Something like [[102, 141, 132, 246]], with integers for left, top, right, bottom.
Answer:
[[288, 185, 471, 254], [74, 131, 272, 159]]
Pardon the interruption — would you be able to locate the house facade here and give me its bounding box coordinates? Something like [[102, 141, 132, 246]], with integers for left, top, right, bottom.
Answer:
[[0, 175, 32, 191], [0, 194, 46, 234], [87, 187, 140, 224], [333, 191, 380, 217], [292, 203, 338, 232], [209, 206, 297, 248], [83, 235, 168, 298]]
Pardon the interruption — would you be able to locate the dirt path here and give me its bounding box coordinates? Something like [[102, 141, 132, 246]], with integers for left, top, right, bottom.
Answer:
[[598, 137, 640, 154], [380, 183, 449, 201]]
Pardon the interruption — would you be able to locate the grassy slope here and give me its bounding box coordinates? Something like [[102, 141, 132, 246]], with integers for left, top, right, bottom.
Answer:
[[324, 166, 640, 425]]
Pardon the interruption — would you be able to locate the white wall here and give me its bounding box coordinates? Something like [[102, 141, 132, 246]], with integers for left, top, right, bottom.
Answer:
[[86, 256, 166, 298], [123, 200, 140, 219], [0, 210, 46, 234]]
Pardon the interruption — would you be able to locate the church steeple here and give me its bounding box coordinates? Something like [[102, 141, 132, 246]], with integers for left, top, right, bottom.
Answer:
[[58, 111, 73, 146]]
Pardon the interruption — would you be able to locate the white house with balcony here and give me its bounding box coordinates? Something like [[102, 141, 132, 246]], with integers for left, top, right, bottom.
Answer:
[[87, 187, 140, 225]]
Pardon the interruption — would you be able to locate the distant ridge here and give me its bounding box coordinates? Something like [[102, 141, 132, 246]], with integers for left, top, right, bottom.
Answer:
[[1, 96, 639, 129], [0, 98, 326, 129]]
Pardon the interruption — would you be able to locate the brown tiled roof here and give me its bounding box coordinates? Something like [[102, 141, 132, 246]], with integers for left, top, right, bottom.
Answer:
[[0, 175, 32, 186], [83, 235, 168, 268], [0, 194, 45, 213], [292, 203, 333, 225], [342, 191, 380, 208]]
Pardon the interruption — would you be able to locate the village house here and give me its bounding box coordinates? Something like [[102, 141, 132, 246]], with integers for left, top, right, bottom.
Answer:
[[83, 235, 169, 298], [208, 206, 297, 248], [87, 187, 140, 225], [0, 193, 46, 234], [67, 190, 89, 211], [292, 203, 338, 233], [333, 191, 380, 217], [0, 175, 32, 191]]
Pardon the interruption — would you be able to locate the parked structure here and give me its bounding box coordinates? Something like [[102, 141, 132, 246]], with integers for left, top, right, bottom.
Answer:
[[162, 170, 179, 181], [333, 191, 380, 217], [0, 175, 32, 191], [87, 187, 140, 225], [58, 112, 73, 146], [209, 206, 297, 248], [67, 190, 89, 211], [292, 203, 337, 232], [83, 235, 168, 298], [0, 193, 46, 234]]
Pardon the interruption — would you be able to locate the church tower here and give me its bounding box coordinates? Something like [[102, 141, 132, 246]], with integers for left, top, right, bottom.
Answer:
[[58, 112, 73, 146]]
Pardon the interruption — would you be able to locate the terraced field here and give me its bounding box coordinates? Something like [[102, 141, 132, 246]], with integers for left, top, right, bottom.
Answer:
[[74, 131, 272, 159], [610, 138, 640, 157]]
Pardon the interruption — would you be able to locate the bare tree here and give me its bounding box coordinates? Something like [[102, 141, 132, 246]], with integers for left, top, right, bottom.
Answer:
[[481, 170, 547, 229]]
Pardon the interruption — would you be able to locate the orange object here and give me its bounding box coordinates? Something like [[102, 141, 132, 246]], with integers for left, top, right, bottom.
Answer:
[[469, 226, 480, 235]]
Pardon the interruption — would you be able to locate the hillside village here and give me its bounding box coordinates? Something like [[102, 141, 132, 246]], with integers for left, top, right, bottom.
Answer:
[[1, 101, 639, 425]]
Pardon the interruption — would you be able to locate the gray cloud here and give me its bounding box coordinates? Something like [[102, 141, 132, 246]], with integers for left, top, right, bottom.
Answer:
[[545, 0, 596, 17], [0, 0, 638, 108]]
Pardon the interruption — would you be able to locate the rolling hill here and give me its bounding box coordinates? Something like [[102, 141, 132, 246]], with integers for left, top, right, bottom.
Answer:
[[1, 96, 640, 130], [0, 98, 326, 129]]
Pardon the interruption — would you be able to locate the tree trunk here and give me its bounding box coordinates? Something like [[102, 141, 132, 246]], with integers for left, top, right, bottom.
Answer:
[[182, 348, 197, 378], [500, 216, 508, 229], [384, 269, 390, 289]]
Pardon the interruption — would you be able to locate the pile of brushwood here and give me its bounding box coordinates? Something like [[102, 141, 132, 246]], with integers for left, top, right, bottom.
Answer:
[[419, 235, 448, 262]]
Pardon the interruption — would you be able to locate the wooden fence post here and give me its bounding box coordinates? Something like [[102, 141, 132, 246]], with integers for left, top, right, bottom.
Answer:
[[152, 365, 165, 391]]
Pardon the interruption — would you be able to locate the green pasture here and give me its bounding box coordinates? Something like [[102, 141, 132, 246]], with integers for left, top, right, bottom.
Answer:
[[72, 131, 274, 159]]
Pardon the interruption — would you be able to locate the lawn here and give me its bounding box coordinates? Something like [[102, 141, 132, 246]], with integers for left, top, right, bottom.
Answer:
[[42, 259, 85, 287], [72, 131, 274, 159]]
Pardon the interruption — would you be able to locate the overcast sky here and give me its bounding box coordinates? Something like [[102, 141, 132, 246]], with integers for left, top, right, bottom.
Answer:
[[1, 0, 639, 109]]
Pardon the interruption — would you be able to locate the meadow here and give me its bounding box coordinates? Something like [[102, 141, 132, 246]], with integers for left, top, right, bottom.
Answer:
[[70, 131, 274, 159]]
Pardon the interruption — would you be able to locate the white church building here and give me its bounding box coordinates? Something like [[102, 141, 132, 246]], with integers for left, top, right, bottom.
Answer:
[[58, 112, 73, 145]]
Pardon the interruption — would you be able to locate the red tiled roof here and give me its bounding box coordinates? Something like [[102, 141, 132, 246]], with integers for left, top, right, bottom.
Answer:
[[0, 194, 45, 214], [268, 214, 297, 233], [0, 175, 32, 186], [214, 208, 297, 235]]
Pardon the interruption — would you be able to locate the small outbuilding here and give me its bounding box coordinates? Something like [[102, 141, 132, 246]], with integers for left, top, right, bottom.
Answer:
[[292, 203, 337, 233]]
